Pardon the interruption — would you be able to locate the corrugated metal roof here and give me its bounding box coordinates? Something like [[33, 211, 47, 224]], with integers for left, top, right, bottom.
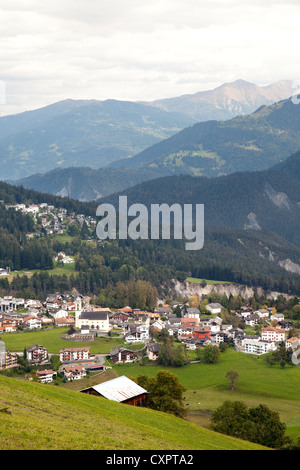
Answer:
[[81, 375, 148, 402]]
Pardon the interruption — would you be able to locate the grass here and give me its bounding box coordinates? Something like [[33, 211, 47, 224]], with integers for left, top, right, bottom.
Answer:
[[113, 348, 300, 441], [0, 375, 268, 450], [185, 277, 231, 285], [7, 260, 77, 282], [2, 327, 144, 354]]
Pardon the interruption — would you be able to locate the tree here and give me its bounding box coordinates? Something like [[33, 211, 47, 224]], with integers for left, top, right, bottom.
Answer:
[[134, 370, 186, 418], [211, 400, 287, 449], [202, 344, 220, 364], [226, 370, 239, 391]]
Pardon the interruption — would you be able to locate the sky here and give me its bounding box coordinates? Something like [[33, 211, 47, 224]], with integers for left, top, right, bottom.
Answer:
[[1, 0, 300, 115]]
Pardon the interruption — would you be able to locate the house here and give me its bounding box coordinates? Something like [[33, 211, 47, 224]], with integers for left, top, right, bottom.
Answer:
[[245, 313, 260, 327], [194, 326, 211, 340], [181, 317, 199, 328], [36, 369, 57, 383], [54, 316, 75, 327], [206, 303, 223, 315], [150, 319, 165, 332], [270, 313, 285, 322], [182, 307, 200, 319], [154, 306, 173, 315], [285, 337, 300, 350], [50, 308, 69, 319], [278, 320, 293, 331], [125, 324, 149, 343], [59, 347, 90, 363], [261, 326, 285, 343], [241, 337, 277, 355], [147, 343, 161, 360], [110, 348, 136, 364], [80, 375, 148, 407], [210, 332, 228, 345], [0, 323, 17, 333], [111, 311, 130, 322], [23, 315, 42, 330], [255, 309, 270, 320], [62, 365, 86, 381], [26, 345, 48, 364]]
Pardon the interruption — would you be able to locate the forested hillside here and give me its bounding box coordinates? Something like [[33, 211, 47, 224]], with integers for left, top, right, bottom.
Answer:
[[111, 98, 300, 178]]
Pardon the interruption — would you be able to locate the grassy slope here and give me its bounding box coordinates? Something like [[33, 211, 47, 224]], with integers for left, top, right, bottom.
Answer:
[[0, 375, 267, 450]]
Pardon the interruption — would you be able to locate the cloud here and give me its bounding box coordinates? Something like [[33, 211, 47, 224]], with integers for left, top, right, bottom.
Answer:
[[0, 0, 299, 115]]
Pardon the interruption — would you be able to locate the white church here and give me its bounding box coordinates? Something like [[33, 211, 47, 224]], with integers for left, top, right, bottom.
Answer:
[[74, 298, 110, 332]]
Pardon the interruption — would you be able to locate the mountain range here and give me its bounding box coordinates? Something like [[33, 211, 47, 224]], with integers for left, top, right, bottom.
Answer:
[[0, 99, 193, 181], [111, 97, 300, 176], [14, 95, 300, 201], [143, 79, 294, 122], [2, 79, 294, 183]]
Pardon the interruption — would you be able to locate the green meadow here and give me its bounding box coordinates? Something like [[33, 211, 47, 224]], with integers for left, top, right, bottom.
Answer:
[[2, 327, 144, 354], [113, 348, 300, 440], [185, 277, 231, 285], [0, 374, 268, 450]]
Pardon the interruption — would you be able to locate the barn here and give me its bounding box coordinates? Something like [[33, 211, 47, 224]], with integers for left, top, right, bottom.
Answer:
[[79, 375, 148, 407]]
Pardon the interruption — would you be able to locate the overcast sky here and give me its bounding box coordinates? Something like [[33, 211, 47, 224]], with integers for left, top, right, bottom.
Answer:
[[1, 0, 300, 115]]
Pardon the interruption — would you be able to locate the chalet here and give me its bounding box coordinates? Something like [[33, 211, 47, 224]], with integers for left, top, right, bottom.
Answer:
[[277, 320, 293, 331], [80, 375, 148, 407], [124, 324, 149, 343], [118, 306, 133, 314], [150, 319, 165, 332], [23, 315, 42, 330], [131, 309, 146, 318], [245, 313, 260, 327], [62, 365, 86, 381], [111, 311, 130, 322], [26, 345, 48, 364], [147, 343, 161, 360], [210, 332, 228, 344], [36, 369, 57, 384], [110, 347, 135, 364]]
